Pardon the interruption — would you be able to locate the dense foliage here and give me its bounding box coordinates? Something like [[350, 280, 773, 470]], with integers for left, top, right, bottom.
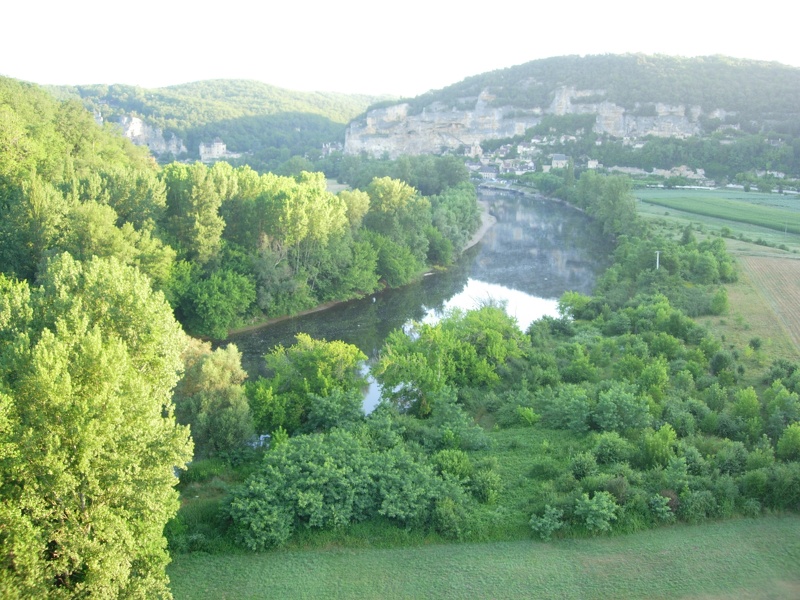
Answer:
[[203, 167, 800, 553], [1, 77, 480, 340], [0, 255, 192, 598]]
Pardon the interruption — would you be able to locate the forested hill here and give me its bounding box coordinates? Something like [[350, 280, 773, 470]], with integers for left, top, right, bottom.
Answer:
[[402, 55, 800, 120], [49, 79, 387, 170], [347, 55, 800, 161]]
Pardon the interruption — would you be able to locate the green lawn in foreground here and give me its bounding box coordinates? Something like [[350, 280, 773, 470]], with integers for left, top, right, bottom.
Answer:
[[168, 514, 800, 599], [636, 189, 800, 235]]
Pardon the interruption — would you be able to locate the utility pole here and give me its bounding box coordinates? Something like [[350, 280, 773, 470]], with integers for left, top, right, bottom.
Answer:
[[655, 250, 660, 270]]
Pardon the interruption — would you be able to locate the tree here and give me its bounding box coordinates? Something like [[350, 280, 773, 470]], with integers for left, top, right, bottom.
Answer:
[[181, 268, 256, 339], [247, 334, 367, 434], [173, 339, 253, 458], [0, 254, 192, 598], [364, 177, 431, 263], [161, 162, 225, 264]]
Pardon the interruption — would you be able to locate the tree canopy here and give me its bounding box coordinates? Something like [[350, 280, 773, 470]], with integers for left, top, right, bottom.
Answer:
[[0, 254, 192, 598]]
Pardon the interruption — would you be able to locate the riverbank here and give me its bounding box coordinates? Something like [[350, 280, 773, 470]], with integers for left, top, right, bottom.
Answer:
[[223, 200, 497, 338]]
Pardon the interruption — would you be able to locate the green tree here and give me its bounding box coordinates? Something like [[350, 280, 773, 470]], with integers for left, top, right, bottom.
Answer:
[[248, 334, 367, 434], [173, 339, 253, 458], [364, 177, 431, 263], [181, 268, 256, 339], [162, 162, 225, 264], [0, 254, 192, 598]]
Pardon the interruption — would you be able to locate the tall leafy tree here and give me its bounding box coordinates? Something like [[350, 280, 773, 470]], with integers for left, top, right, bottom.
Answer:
[[161, 162, 225, 264], [173, 339, 253, 458], [0, 254, 192, 598]]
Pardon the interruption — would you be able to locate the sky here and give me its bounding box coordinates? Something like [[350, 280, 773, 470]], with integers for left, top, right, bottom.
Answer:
[[4, 1, 799, 98]]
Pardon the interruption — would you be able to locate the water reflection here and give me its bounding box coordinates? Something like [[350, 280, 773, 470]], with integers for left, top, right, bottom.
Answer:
[[225, 189, 612, 381]]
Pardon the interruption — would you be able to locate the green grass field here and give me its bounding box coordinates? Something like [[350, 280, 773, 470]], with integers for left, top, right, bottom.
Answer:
[[168, 514, 800, 599], [636, 188, 800, 237]]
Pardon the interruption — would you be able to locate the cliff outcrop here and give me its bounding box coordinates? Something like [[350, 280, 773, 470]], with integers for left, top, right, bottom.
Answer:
[[116, 115, 187, 157], [345, 86, 711, 158]]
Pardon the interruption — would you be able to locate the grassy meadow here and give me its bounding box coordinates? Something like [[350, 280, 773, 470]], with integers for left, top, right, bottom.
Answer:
[[168, 514, 800, 599]]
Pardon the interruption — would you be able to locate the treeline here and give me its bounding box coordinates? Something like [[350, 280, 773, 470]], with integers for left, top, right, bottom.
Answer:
[[540, 131, 800, 182], [1, 76, 480, 340]]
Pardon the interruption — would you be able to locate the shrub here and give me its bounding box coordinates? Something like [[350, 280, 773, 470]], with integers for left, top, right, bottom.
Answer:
[[433, 449, 473, 480], [641, 424, 677, 468], [593, 431, 633, 464], [574, 491, 619, 533], [433, 496, 468, 540], [777, 423, 800, 461], [570, 452, 599, 480], [740, 498, 762, 517], [678, 490, 717, 523], [470, 468, 502, 504], [764, 463, 800, 509], [714, 441, 749, 476], [648, 494, 675, 523], [529, 505, 564, 540]]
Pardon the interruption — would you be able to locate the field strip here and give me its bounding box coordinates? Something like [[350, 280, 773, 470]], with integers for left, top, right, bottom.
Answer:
[[737, 254, 800, 352]]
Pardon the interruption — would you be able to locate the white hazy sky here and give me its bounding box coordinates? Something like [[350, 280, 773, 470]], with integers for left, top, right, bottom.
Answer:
[[4, 1, 798, 97]]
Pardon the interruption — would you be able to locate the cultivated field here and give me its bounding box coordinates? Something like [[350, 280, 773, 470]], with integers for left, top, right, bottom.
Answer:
[[637, 188, 800, 360], [737, 255, 800, 351], [168, 514, 800, 599], [637, 188, 800, 235]]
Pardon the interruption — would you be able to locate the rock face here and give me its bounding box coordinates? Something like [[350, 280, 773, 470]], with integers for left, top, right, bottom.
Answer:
[[116, 116, 187, 157], [345, 86, 716, 158]]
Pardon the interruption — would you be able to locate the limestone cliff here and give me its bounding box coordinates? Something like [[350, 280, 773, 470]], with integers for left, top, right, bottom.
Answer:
[[345, 86, 716, 158], [116, 115, 187, 157]]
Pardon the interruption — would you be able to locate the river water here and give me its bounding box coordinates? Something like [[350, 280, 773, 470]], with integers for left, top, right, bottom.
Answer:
[[226, 188, 612, 407]]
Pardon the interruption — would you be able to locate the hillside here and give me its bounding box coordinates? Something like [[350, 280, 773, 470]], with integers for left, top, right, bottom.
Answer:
[[50, 79, 386, 169], [345, 54, 800, 178]]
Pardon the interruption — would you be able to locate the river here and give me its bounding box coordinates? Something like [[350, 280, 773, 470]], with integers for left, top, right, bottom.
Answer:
[[225, 188, 613, 408]]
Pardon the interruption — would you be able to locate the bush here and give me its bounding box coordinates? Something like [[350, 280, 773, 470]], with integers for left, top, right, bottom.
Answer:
[[648, 494, 675, 523], [433, 496, 468, 540], [470, 468, 502, 504], [641, 424, 677, 468], [777, 423, 800, 461], [678, 490, 717, 523], [179, 458, 229, 485], [574, 491, 619, 533], [714, 441, 749, 476], [570, 452, 599, 480], [529, 505, 564, 540], [593, 431, 633, 464], [433, 449, 473, 480]]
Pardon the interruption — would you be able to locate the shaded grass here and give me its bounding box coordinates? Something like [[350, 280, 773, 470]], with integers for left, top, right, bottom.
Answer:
[[168, 514, 800, 600]]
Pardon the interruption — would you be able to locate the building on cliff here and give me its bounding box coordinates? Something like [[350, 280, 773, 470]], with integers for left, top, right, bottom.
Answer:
[[199, 138, 241, 163]]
